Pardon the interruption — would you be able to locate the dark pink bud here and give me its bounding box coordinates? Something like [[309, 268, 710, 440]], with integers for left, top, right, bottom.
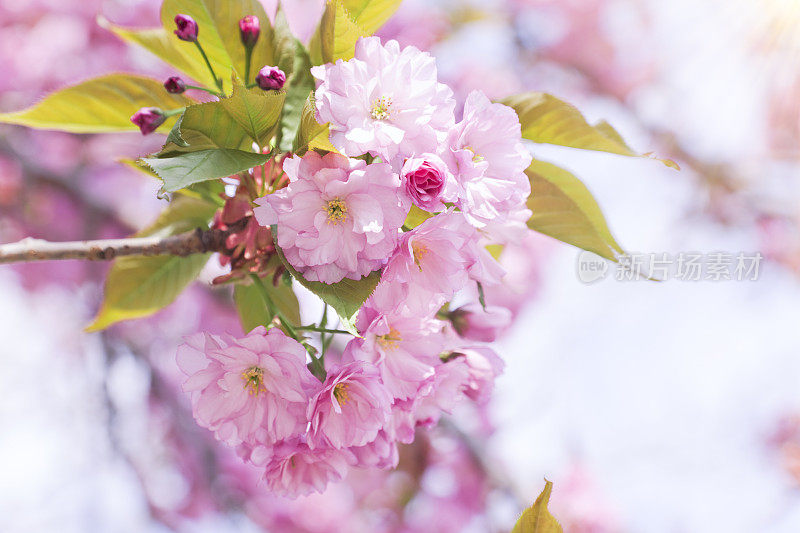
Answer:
[[239, 16, 260, 48], [401, 154, 449, 211], [174, 14, 198, 42], [449, 304, 512, 343], [255, 65, 286, 91], [130, 107, 166, 135], [164, 76, 186, 94]]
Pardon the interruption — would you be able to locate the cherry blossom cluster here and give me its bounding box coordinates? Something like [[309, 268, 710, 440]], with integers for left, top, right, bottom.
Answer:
[[178, 36, 531, 497]]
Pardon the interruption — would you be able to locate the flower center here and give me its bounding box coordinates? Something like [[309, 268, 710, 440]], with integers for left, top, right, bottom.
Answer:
[[325, 198, 348, 225], [377, 327, 402, 351], [412, 242, 429, 270], [242, 366, 265, 395], [464, 145, 484, 162], [333, 383, 350, 405], [370, 96, 393, 120]]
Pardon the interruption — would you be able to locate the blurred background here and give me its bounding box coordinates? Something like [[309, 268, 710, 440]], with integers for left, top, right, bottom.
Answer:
[[2, 0, 800, 531]]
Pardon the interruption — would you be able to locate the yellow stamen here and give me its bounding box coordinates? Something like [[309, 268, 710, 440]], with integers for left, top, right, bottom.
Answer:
[[370, 96, 393, 120], [412, 242, 429, 270], [377, 327, 402, 351], [325, 198, 348, 225], [242, 366, 265, 396], [463, 145, 484, 162], [333, 383, 350, 406]]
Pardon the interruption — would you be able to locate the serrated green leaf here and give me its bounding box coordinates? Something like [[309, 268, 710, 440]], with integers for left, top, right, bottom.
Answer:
[[159, 0, 277, 92], [86, 196, 217, 331], [526, 159, 625, 262], [234, 281, 301, 333], [220, 83, 285, 147], [310, 0, 368, 64], [143, 149, 270, 193], [273, 7, 296, 79], [279, 41, 315, 151], [272, 228, 379, 334], [0, 74, 193, 133], [98, 16, 216, 88], [512, 480, 563, 533], [294, 94, 337, 155], [500, 92, 678, 169]]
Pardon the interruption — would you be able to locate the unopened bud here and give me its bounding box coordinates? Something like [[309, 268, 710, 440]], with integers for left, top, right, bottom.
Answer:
[[164, 76, 186, 94], [449, 304, 512, 343], [174, 14, 198, 42], [255, 65, 286, 91], [239, 15, 260, 48], [130, 107, 166, 135]]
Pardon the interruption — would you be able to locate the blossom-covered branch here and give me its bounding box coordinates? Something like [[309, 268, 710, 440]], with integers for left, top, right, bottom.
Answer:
[[0, 227, 231, 264]]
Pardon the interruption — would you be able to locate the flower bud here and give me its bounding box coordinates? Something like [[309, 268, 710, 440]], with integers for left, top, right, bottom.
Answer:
[[164, 76, 186, 94], [401, 154, 450, 211], [174, 14, 198, 42], [255, 65, 286, 91], [130, 107, 166, 135], [449, 304, 511, 342], [239, 15, 260, 48]]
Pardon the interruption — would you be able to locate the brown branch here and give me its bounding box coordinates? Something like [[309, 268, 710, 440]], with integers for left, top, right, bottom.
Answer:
[[0, 227, 231, 264]]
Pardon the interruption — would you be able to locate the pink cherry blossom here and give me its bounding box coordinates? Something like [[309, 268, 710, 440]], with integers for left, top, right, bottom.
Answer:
[[254, 152, 407, 283], [449, 303, 512, 342], [400, 153, 456, 212], [176, 327, 317, 446], [453, 346, 505, 404], [445, 90, 533, 242], [307, 361, 392, 449], [343, 304, 446, 401], [413, 359, 471, 428], [381, 211, 503, 312], [260, 438, 352, 498], [349, 430, 399, 469], [311, 36, 455, 162]]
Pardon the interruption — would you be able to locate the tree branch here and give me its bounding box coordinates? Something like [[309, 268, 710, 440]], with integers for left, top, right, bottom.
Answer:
[[0, 227, 231, 264]]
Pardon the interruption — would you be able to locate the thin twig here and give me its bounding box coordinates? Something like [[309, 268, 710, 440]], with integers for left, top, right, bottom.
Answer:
[[0, 227, 232, 264]]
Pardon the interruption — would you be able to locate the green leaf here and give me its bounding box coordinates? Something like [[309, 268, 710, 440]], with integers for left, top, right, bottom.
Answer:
[[234, 281, 301, 333], [0, 74, 193, 133], [342, 0, 402, 34], [273, 7, 297, 79], [500, 92, 679, 169], [293, 94, 337, 155], [161, 102, 251, 154], [526, 159, 625, 262], [220, 83, 285, 148], [143, 149, 271, 193], [159, 0, 276, 92], [279, 41, 315, 151], [98, 16, 216, 88], [86, 196, 217, 331], [272, 228, 379, 334], [310, 0, 368, 64], [403, 205, 434, 229], [511, 480, 563, 533]]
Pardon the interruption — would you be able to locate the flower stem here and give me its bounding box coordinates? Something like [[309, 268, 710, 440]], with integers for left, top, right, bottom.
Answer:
[[296, 326, 352, 335], [185, 85, 222, 97], [248, 273, 299, 339], [244, 46, 253, 85], [162, 107, 186, 117], [194, 41, 224, 94]]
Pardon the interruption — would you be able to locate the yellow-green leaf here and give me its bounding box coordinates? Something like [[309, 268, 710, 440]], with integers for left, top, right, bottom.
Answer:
[[526, 159, 625, 262], [294, 93, 337, 155], [403, 205, 434, 229], [86, 196, 217, 331], [98, 16, 216, 88], [279, 41, 315, 151], [159, 0, 275, 91], [220, 83, 285, 148], [500, 92, 678, 169], [342, 0, 402, 34], [162, 101, 252, 154], [512, 480, 563, 533], [0, 74, 193, 133], [234, 281, 301, 333], [310, 0, 368, 64]]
